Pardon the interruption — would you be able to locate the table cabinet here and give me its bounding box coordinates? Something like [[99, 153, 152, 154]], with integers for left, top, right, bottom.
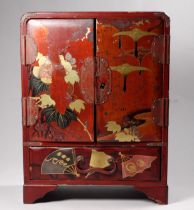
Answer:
[[20, 12, 170, 204]]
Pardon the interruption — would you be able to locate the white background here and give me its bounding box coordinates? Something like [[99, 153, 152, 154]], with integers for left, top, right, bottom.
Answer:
[[0, 0, 194, 209]]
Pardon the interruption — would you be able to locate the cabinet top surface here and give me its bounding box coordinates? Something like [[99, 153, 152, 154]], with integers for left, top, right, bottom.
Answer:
[[21, 12, 170, 23]]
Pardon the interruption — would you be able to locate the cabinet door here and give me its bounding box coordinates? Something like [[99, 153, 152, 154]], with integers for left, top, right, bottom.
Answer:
[[22, 19, 95, 142], [96, 17, 168, 142]]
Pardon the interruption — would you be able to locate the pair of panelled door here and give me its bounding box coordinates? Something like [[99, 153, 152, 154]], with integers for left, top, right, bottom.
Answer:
[[22, 16, 166, 143]]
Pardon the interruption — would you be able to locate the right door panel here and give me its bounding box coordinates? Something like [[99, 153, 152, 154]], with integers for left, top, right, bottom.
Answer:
[[96, 17, 165, 142]]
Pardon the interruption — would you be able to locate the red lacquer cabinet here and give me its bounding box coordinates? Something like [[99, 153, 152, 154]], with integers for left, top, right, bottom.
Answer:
[[20, 12, 170, 204]]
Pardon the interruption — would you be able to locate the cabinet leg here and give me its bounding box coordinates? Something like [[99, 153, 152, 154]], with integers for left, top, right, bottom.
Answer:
[[23, 185, 57, 204], [135, 185, 168, 204]]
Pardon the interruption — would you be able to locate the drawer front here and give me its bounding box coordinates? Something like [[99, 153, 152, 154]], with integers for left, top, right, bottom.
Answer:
[[29, 147, 161, 181]]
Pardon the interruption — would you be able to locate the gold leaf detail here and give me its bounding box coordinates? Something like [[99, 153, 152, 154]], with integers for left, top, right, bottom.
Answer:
[[136, 159, 145, 167], [89, 149, 111, 169], [113, 28, 157, 42], [64, 70, 80, 85], [32, 66, 40, 78], [110, 64, 150, 76], [41, 78, 52, 84], [59, 55, 80, 85], [115, 131, 140, 142], [69, 99, 85, 113], [37, 94, 56, 109], [36, 52, 51, 66], [57, 152, 62, 156], [105, 121, 121, 133], [123, 128, 130, 134], [126, 162, 137, 173], [61, 155, 66, 159], [33, 52, 53, 84], [133, 20, 144, 26], [59, 55, 73, 72]]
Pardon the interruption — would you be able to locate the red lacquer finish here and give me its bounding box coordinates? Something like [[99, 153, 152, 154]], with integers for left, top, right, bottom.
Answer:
[[24, 18, 95, 142], [96, 18, 165, 142], [29, 147, 161, 181], [21, 12, 170, 204], [23, 185, 57, 204]]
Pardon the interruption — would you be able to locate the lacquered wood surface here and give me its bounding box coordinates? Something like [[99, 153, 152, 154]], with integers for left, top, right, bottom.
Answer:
[[21, 12, 170, 204]]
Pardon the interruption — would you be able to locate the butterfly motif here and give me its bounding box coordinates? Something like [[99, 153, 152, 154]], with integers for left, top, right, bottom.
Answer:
[[65, 52, 76, 65]]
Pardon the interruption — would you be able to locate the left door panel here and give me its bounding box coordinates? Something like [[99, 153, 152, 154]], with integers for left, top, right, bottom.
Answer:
[[22, 19, 95, 142]]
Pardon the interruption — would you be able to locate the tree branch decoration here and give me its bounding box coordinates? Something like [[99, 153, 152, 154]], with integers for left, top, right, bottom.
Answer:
[[110, 63, 150, 92], [30, 52, 92, 141], [113, 28, 157, 58]]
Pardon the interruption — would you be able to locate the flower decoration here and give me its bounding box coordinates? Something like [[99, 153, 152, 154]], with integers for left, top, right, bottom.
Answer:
[[115, 128, 140, 142], [30, 51, 92, 141], [105, 121, 121, 133], [59, 53, 79, 85], [65, 52, 76, 65], [69, 99, 85, 113], [30, 53, 53, 96], [35, 94, 56, 109], [105, 121, 140, 142], [33, 52, 53, 84]]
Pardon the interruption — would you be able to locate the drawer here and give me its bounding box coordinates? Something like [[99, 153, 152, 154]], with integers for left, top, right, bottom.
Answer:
[[29, 147, 161, 181]]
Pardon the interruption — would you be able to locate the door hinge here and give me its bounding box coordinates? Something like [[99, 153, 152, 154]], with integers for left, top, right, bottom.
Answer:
[[22, 97, 39, 126], [151, 98, 169, 127], [151, 35, 170, 64], [21, 35, 37, 66]]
